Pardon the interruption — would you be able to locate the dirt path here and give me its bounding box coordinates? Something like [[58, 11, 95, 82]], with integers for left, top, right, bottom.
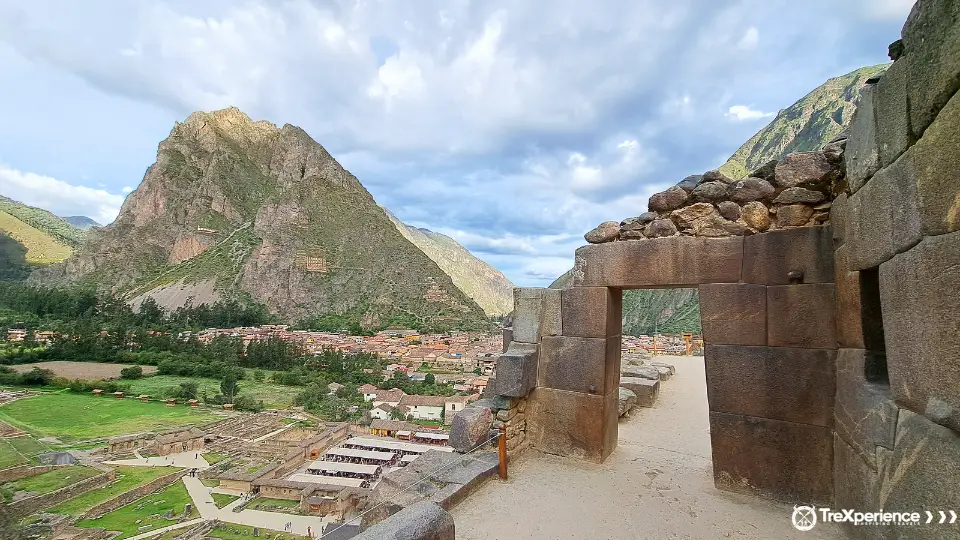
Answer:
[[451, 355, 845, 540]]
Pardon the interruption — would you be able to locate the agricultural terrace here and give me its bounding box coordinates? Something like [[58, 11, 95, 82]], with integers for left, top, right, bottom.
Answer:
[[123, 374, 301, 410], [8, 361, 158, 379], [0, 391, 222, 442], [49, 466, 180, 516], [0, 465, 99, 502], [75, 479, 198, 539]]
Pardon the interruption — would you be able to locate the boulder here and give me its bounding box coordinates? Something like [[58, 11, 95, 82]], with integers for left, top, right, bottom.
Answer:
[[822, 139, 846, 164], [618, 217, 646, 240], [584, 221, 619, 244], [449, 406, 493, 452], [729, 177, 775, 204], [648, 186, 689, 212], [772, 187, 825, 205], [702, 170, 736, 184], [621, 365, 660, 381], [354, 502, 455, 540], [689, 181, 730, 203], [776, 204, 815, 227], [773, 152, 839, 191], [643, 219, 678, 238], [619, 377, 660, 407], [648, 362, 676, 375], [749, 159, 778, 181], [618, 388, 637, 417], [671, 203, 718, 229], [717, 201, 741, 221], [741, 201, 771, 232], [676, 175, 702, 191], [670, 203, 747, 237]]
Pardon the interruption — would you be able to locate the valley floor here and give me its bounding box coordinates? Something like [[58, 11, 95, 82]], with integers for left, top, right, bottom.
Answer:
[[451, 355, 845, 540]]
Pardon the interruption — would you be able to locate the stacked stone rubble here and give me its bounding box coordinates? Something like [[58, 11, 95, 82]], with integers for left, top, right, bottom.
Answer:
[[493, 396, 528, 458], [830, 3, 960, 538]]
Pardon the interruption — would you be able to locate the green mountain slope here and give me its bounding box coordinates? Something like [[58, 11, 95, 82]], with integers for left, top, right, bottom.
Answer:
[[553, 65, 886, 336], [61, 216, 100, 229], [718, 64, 888, 179], [385, 209, 514, 317], [35, 107, 491, 332], [0, 197, 83, 280]]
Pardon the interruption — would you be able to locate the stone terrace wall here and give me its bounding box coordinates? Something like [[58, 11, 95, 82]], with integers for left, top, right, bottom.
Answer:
[[81, 469, 187, 519], [0, 464, 65, 482], [830, 1, 960, 538], [7, 469, 116, 519]]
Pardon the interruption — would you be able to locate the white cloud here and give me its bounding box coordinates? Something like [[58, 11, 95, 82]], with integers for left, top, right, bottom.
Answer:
[[737, 27, 759, 50], [0, 164, 125, 224], [121, 186, 134, 193], [725, 104, 775, 122], [859, 0, 916, 21]]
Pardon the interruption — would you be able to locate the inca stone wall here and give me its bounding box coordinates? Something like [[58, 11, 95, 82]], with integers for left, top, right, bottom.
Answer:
[[830, 1, 960, 537]]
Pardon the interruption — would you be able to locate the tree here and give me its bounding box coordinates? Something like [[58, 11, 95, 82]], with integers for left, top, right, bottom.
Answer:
[[178, 381, 199, 401], [390, 407, 406, 420], [220, 370, 241, 403], [20, 367, 53, 386], [424, 373, 436, 385], [252, 370, 265, 382], [120, 365, 143, 380], [473, 368, 482, 375]]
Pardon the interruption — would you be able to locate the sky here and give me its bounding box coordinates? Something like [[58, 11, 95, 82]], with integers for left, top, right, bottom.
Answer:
[[0, 0, 913, 286]]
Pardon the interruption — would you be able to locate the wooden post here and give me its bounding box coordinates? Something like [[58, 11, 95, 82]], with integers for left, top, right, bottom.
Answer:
[[498, 424, 508, 480]]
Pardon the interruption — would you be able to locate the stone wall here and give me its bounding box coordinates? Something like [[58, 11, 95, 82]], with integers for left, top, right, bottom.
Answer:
[[830, 1, 960, 537], [80, 469, 187, 519], [7, 470, 116, 519], [0, 464, 65, 482]]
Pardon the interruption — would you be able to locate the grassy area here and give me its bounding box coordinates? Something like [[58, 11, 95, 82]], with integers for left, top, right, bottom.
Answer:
[[7, 435, 49, 458], [211, 492, 239, 508], [206, 523, 294, 540], [203, 452, 230, 465], [76, 479, 197, 539], [0, 392, 220, 442], [0, 210, 74, 264], [201, 478, 220, 488], [48, 466, 179, 516], [249, 497, 299, 513], [0, 466, 99, 502], [0, 439, 27, 469], [123, 374, 301, 409]]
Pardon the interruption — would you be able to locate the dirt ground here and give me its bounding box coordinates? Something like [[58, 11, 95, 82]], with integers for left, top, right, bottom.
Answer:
[[10, 361, 158, 379], [451, 355, 845, 540]]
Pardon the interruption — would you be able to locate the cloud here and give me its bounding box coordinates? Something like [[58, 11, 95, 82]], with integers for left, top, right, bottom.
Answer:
[[858, 0, 916, 21], [0, 164, 126, 224], [725, 105, 775, 122], [737, 27, 759, 50]]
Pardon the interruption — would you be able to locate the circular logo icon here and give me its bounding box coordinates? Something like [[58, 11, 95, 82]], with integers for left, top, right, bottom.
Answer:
[[792, 505, 817, 531]]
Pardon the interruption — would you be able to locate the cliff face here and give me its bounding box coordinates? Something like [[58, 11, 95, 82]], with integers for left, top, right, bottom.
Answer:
[[385, 209, 514, 317], [38, 107, 491, 331]]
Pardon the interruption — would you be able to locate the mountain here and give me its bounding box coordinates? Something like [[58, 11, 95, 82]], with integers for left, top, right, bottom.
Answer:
[[718, 64, 888, 179], [61, 216, 101, 229], [384, 210, 514, 316], [553, 64, 885, 336], [0, 196, 84, 280], [34, 107, 492, 332]]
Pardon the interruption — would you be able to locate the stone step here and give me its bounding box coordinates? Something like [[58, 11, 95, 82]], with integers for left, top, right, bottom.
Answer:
[[619, 378, 660, 407]]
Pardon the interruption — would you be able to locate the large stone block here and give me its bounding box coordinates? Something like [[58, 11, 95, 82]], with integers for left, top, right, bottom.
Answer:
[[847, 150, 923, 270], [909, 87, 960, 236], [874, 57, 913, 168], [705, 345, 836, 426], [835, 349, 899, 469], [573, 236, 743, 288], [698, 284, 766, 346], [846, 85, 881, 193], [834, 434, 888, 540], [742, 226, 835, 285], [902, 0, 960, 139], [618, 377, 659, 408], [834, 245, 865, 349], [449, 406, 493, 453], [493, 342, 538, 398], [766, 284, 837, 349], [354, 501, 455, 540], [526, 387, 618, 463], [511, 288, 561, 343], [832, 192, 849, 246], [538, 336, 620, 395], [877, 410, 960, 539], [501, 328, 513, 353], [880, 232, 960, 433], [560, 287, 622, 339], [710, 412, 833, 503]]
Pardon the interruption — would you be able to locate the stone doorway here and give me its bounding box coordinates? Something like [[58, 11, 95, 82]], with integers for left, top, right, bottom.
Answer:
[[504, 228, 838, 504]]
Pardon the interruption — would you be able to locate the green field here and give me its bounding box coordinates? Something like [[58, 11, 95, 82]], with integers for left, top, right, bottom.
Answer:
[[49, 466, 180, 516], [0, 465, 99, 502], [206, 523, 293, 540], [211, 492, 239, 508], [249, 497, 300, 513], [125, 374, 301, 409], [0, 439, 26, 469], [76, 479, 197, 539], [0, 392, 221, 442], [0, 435, 52, 469], [0, 210, 73, 264]]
